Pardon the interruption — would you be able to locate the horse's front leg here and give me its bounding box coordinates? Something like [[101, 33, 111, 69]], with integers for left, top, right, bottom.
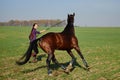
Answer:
[[74, 46, 89, 70], [52, 54, 66, 70], [60, 50, 76, 73], [67, 50, 76, 68]]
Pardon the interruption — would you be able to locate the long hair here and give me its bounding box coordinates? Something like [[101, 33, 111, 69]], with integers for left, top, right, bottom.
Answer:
[[29, 23, 37, 40], [16, 38, 39, 65]]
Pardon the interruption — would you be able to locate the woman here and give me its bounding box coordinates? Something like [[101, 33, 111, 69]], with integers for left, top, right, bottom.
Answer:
[[29, 23, 45, 62]]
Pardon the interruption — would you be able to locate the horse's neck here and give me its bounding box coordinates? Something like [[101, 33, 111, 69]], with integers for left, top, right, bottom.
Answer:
[[62, 23, 75, 34]]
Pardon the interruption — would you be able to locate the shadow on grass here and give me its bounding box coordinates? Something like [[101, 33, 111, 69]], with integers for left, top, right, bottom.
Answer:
[[21, 57, 88, 74], [37, 54, 46, 61]]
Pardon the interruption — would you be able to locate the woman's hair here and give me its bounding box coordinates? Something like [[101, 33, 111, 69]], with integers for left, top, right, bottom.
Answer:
[[33, 23, 37, 28], [29, 23, 37, 40]]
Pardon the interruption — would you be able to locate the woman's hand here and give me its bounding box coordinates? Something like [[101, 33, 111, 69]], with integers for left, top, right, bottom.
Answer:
[[40, 30, 46, 33]]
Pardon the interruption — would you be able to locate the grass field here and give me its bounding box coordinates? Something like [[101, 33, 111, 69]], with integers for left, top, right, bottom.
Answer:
[[0, 26, 120, 80]]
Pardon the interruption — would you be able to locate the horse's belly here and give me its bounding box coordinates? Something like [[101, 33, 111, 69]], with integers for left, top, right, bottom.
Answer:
[[56, 45, 73, 50]]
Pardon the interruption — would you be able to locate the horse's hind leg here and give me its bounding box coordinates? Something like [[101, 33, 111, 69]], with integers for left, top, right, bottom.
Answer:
[[51, 54, 58, 64], [46, 54, 53, 75], [74, 46, 89, 69]]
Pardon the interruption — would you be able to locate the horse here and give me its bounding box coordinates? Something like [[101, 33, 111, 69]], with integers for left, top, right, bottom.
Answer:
[[16, 13, 89, 75]]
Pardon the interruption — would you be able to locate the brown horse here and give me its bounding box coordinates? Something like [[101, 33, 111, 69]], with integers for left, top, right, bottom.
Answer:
[[16, 13, 89, 75]]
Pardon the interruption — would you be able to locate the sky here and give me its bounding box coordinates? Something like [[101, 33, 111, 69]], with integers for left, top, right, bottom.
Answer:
[[0, 0, 120, 26]]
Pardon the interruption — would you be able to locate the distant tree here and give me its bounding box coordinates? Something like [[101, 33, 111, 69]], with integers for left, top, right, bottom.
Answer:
[[0, 19, 66, 27]]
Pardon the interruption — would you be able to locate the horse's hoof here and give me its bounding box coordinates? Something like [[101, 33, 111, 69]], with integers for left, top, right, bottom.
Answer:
[[69, 63, 72, 66], [61, 65, 66, 70], [86, 66, 90, 71], [48, 73, 53, 76], [48, 70, 52, 76], [64, 68, 69, 74]]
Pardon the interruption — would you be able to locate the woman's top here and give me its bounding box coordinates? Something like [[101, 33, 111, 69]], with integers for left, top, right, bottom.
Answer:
[[29, 28, 40, 42]]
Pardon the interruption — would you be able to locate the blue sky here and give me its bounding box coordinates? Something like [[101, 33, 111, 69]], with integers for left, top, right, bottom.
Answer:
[[0, 0, 120, 26]]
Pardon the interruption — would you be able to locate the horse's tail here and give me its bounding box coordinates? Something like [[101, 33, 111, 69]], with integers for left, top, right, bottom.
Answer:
[[16, 38, 40, 65]]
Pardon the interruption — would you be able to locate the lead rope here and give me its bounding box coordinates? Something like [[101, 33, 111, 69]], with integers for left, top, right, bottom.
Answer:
[[45, 20, 66, 30]]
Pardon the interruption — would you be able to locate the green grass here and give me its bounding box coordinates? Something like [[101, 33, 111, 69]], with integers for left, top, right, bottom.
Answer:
[[0, 26, 120, 80]]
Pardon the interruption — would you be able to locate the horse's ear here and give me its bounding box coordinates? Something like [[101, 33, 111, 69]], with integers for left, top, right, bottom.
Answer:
[[68, 14, 70, 17], [73, 13, 75, 16]]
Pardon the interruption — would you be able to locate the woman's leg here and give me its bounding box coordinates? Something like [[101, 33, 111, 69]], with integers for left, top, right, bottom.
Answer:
[[32, 43, 39, 62]]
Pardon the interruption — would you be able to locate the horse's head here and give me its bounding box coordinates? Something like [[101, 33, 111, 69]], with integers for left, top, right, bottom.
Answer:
[[67, 13, 75, 24]]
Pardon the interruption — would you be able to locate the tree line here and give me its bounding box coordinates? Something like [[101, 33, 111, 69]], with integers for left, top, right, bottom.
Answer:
[[0, 19, 66, 27]]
